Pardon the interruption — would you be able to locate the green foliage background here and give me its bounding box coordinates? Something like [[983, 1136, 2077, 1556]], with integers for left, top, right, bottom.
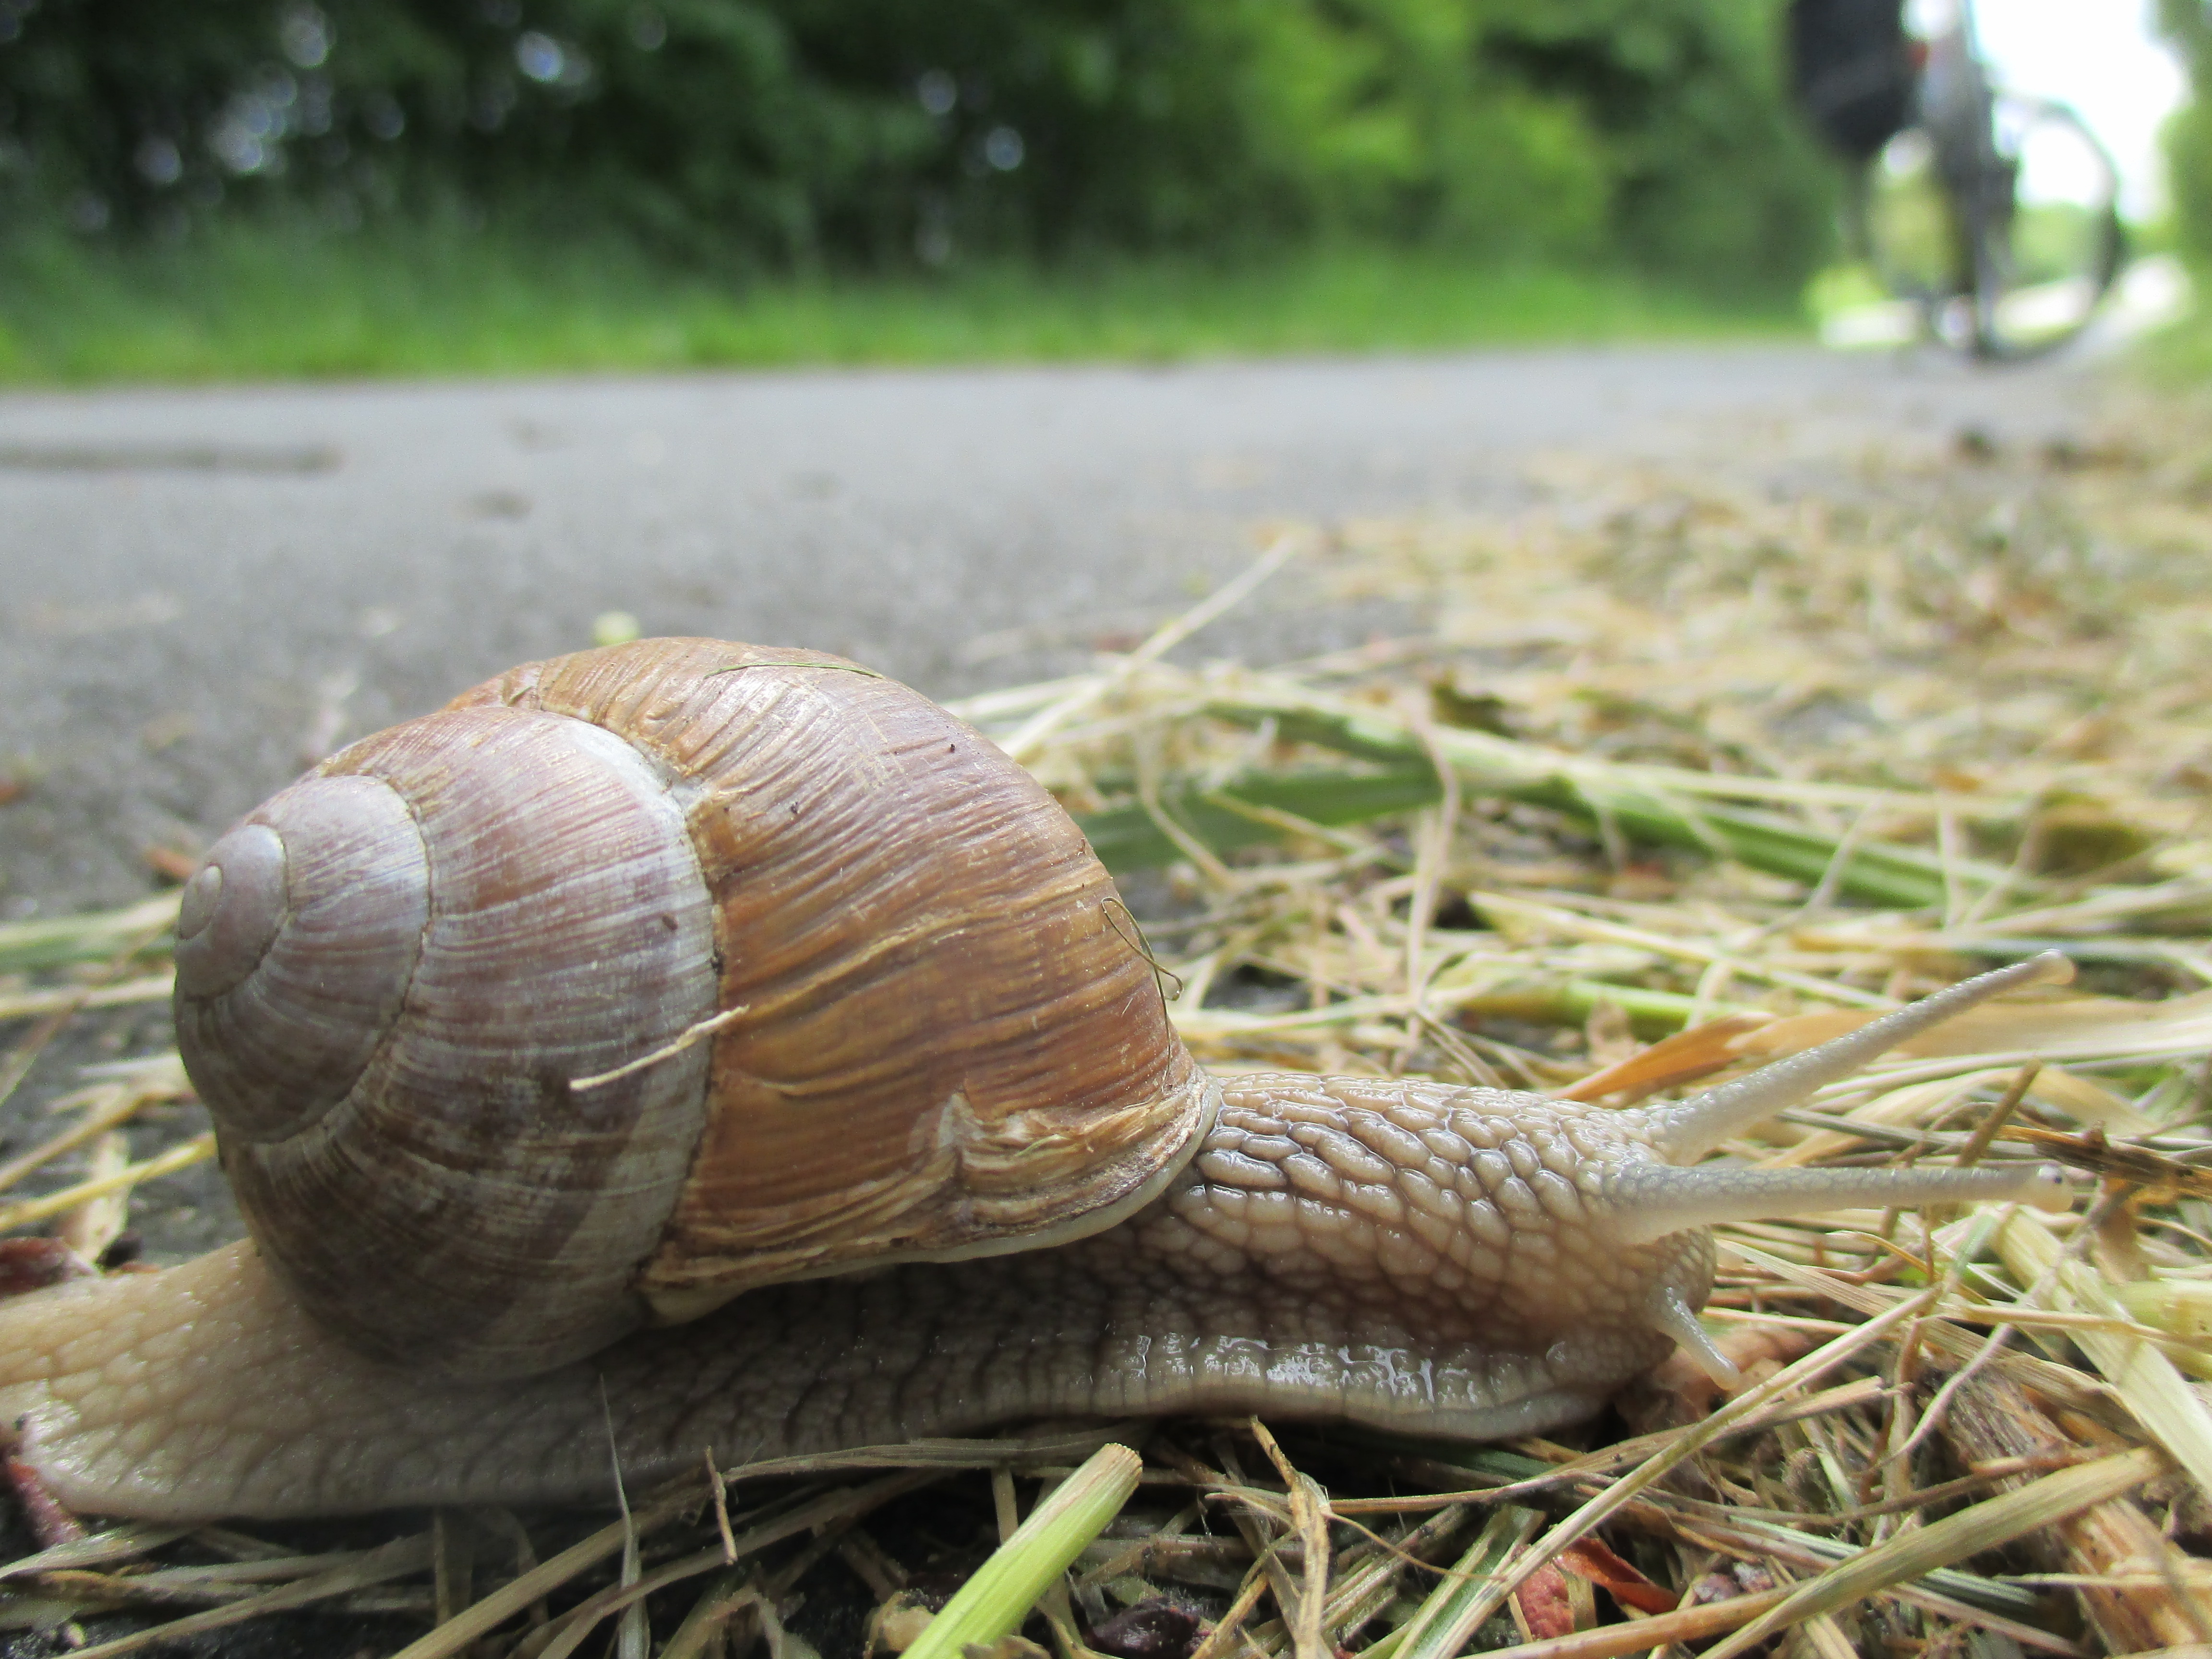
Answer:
[[2159, 0, 2212, 268], [0, 0, 1832, 293]]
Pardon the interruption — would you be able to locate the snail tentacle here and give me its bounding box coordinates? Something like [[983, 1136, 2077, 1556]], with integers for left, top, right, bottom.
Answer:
[[1634, 950, 2075, 1163], [1644, 1283, 1740, 1385]]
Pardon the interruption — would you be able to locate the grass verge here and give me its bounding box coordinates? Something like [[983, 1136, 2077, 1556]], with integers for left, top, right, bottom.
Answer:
[[0, 219, 1800, 384], [2136, 300, 2212, 380]]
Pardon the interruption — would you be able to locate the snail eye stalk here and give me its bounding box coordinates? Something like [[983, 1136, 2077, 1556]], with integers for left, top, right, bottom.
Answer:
[[1628, 952, 2074, 1165]]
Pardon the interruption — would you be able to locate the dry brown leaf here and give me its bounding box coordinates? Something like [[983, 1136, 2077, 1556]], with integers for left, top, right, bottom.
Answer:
[[1553, 1539, 1676, 1616], [1735, 994, 2212, 1078], [1557, 1011, 1774, 1102]]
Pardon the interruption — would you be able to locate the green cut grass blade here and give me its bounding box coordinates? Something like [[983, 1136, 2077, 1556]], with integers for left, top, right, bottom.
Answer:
[[1443, 974, 1720, 1037], [1075, 762, 1441, 872], [1192, 691, 2025, 910], [901, 1443, 1142, 1659], [1076, 745, 1965, 907], [1372, 1504, 1542, 1659]]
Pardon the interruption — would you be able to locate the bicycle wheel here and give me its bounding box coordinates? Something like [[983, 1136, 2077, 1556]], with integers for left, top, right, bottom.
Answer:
[[1862, 95, 2124, 360], [1862, 124, 1959, 343], [1962, 94, 2125, 360]]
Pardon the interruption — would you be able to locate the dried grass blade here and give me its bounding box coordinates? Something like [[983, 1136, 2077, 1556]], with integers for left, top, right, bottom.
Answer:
[[1468, 891, 1897, 1009], [521, 1546, 736, 1659], [385, 1478, 707, 1659], [0, 895, 180, 975], [1186, 1561, 1272, 1659], [54, 1130, 130, 1260], [1470, 1287, 1938, 1619], [1699, 1448, 2162, 1659], [1450, 1585, 1793, 1659], [1702, 1511, 2052, 1622], [59, 1529, 434, 1659], [605, 1392, 646, 1659], [0, 1526, 190, 1582], [656, 1567, 753, 1659], [1944, 1371, 2212, 1651], [0, 1070, 174, 1198], [944, 673, 1099, 724], [1397, 1377, 1891, 1508], [0, 1134, 213, 1232], [1994, 1211, 2212, 1500], [717, 1426, 1143, 1485], [1251, 1423, 1330, 1659], [519, 1469, 942, 1659], [38, 1544, 439, 1608], [1717, 1236, 2111, 1412], [1314, 1506, 1467, 1641], [0, 975, 173, 1022], [1002, 535, 1298, 763]]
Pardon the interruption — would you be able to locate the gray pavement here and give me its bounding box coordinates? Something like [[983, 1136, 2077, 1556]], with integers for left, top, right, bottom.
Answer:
[[0, 342, 2106, 918]]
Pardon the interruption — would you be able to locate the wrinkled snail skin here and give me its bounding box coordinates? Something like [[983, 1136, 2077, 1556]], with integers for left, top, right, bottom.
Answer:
[[0, 1070, 2053, 1530], [0, 640, 2076, 1519], [1, 1078, 1707, 1518], [0, 1068, 2063, 1520]]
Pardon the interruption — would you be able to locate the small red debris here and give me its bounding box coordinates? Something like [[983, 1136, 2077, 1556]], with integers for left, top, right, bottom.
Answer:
[[143, 844, 202, 883], [0, 1237, 96, 1300], [1511, 1561, 1578, 1639]]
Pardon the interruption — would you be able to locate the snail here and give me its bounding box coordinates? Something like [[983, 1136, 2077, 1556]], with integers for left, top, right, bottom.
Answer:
[[0, 639, 2071, 1521]]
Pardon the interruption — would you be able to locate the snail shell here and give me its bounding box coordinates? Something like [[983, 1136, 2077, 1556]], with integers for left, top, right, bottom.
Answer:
[[172, 639, 1211, 1378]]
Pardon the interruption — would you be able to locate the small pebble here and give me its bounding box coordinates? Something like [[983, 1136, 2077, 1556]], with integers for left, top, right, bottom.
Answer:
[[1088, 1600, 1203, 1659]]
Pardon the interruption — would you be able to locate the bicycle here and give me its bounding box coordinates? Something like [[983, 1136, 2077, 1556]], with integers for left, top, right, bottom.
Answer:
[[1799, 0, 2127, 361]]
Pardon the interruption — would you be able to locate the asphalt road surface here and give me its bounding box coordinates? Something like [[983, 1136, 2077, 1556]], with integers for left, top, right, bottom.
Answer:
[[1, 342, 2107, 919]]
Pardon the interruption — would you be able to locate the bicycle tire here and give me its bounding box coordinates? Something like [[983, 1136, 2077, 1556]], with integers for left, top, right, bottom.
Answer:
[[1858, 94, 2126, 361], [1965, 94, 2126, 361]]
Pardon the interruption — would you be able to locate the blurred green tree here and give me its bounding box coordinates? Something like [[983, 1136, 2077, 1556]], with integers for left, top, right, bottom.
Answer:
[[0, 0, 1829, 289], [2158, 0, 2212, 265]]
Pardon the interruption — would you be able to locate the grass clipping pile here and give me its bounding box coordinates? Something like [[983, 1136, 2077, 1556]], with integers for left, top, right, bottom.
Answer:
[[6, 416, 2212, 1656]]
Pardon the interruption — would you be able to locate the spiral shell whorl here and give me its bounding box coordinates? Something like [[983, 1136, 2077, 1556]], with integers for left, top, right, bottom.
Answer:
[[175, 776, 431, 1143], [178, 706, 720, 1378]]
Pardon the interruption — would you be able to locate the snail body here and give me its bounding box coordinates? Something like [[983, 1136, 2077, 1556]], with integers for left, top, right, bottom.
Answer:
[[0, 641, 2070, 1518]]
